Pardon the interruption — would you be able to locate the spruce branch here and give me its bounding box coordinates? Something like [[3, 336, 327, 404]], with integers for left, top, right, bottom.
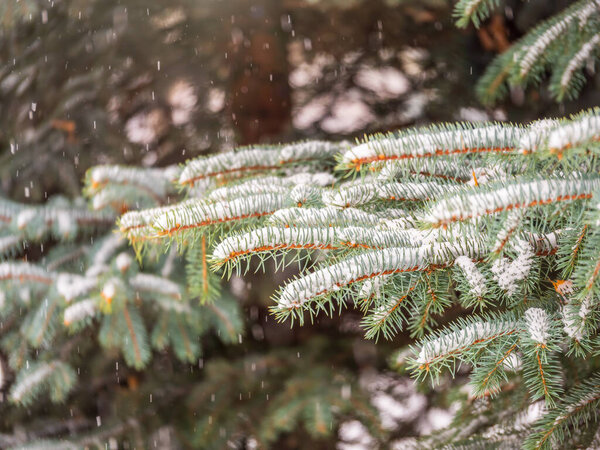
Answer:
[[524, 372, 600, 449], [423, 177, 600, 228], [475, 0, 600, 103], [454, 0, 501, 28], [178, 141, 345, 187], [339, 123, 521, 172], [410, 312, 520, 383]]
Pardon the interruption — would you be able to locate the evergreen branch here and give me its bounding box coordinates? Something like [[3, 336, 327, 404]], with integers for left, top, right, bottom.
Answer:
[[63, 299, 97, 328], [490, 239, 535, 297], [27, 297, 60, 348], [454, 0, 501, 29], [551, 32, 600, 101], [186, 238, 221, 303], [524, 372, 600, 449], [201, 235, 208, 300], [119, 305, 151, 369], [409, 270, 452, 338], [289, 184, 324, 208], [152, 193, 286, 238], [473, 341, 519, 397], [212, 226, 338, 272], [203, 296, 244, 344], [339, 123, 521, 171], [376, 158, 474, 183], [85, 164, 179, 197], [491, 210, 522, 254], [338, 226, 422, 249], [0, 262, 55, 285], [573, 228, 600, 294], [321, 181, 379, 208], [178, 141, 344, 187], [515, 1, 599, 80], [207, 172, 334, 202], [362, 275, 420, 340], [10, 361, 75, 405], [274, 237, 483, 315], [410, 313, 520, 382], [424, 177, 600, 228], [475, 47, 519, 105], [128, 273, 182, 300], [476, 0, 600, 102], [521, 308, 564, 406], [268, 206, 381, 228], [545, 109, 600, 157], [168, 313, 201, 363], [56, 273, 97, 302], [454, 255, 488, 299], [274, 247, 428, 313], [377, 180, 461, 202]]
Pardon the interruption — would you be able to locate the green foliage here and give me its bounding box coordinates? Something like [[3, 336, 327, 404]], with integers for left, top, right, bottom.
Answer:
[[454, 0, 600, 103], [0, 185, 245, 409], [9, 360, 76, 406], [454, 0, 501, 29], [186, 342, 382, 449], [115, 107, 600, 447]]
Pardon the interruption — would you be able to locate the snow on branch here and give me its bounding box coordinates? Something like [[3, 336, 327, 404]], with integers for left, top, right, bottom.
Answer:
[[275, 237, 482, 312], [9, 363, 55, 404], [376, 181, 460, 202], [525, 372, 600, 449], [118, 204, 177, 241], [10, 361, 75, 405], [516, 0, 600, 79], [275, 247, 427, 311], [208, 176, 290, 201], [377, 158, 474, 183], [179, 141, 345, 187], [0, 196, 113, 242], [412, 314, 519, 375], [523, 308, 551, 346], [86, 165, 179, 198], [454, 256, 487, 298], [129, 273, 182, 299], [554, 33, 600, 100], [491, 239, 535, 296], [152, 193, 286, 237], [63, 299, 97, 327], [268, 206, 382, 228], [56, 273, 97, 302], [337, 227, 422, 249], [0, 262, 55, 285], [322, 182, 379, 208], [339, 123, 521, 170], [424, 177, 600, 228], [212, 226, 338, 268], [546, 109, 600, 155]]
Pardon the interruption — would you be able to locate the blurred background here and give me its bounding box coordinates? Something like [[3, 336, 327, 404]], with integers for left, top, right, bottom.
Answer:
[[1, 0, 599, 448]]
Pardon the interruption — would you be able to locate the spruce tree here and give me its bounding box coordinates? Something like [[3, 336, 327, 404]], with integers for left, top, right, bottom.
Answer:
[[1, 0, 600, 449], [109, 107, 600, 448]]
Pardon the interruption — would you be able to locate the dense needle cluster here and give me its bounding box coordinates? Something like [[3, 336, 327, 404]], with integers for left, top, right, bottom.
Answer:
[[103, 108, 600, 448]]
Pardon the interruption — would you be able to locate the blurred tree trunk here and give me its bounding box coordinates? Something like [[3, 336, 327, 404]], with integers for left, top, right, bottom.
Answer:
[[228, 0, 291, 144]]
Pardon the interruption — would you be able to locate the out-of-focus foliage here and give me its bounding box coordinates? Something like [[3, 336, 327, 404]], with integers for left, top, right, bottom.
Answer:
[[454, 0, 600, 104]]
